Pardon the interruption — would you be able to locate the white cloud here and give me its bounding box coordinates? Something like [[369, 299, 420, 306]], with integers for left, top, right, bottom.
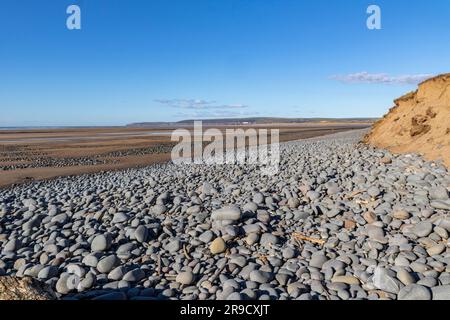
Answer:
[[174, 109, 257, 119], [330, 72, 434, 85], [155, 99, 247, 110]]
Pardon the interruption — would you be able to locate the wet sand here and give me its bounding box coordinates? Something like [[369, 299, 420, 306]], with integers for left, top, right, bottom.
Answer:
[[0, 123, 371, 188]]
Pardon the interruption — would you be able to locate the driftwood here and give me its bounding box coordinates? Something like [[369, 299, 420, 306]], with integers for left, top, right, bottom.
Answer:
[[183, 244, 192, 260], [344, 190, 364, 200], [292, 232, 326, 246]]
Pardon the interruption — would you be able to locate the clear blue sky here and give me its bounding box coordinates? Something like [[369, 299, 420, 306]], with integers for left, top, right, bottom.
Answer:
[[1, 0, 449, 126]]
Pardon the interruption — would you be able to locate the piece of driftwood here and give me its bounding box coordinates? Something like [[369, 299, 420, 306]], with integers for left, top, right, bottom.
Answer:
[[183, 244, 192, 260], [292, 232, 326, 246], [344, 190, 364, 200]]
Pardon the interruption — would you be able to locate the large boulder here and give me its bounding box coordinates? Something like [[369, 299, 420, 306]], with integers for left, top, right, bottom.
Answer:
[[0, 276, 57, 300]]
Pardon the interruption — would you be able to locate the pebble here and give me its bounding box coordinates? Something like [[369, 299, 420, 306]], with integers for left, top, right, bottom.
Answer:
[[309, 252, 328, 269], [152, 204, 167, 215], [429, 187, 449, 200], [259, 233, 279, 247], [97, 255, 119, 274], [398, 284, 431, 300], [176, 271, 195, 285], [37, 266, 58, 280], [91, 234, 112, 252], [4, 239, 21, 252], [108, 266, 125, 281], [246, 233, 259, 246], [427, 244, 445, 256], [393, 210, 410, 220], [112, 212, 129, 224], [306, 191, 320, 201], [363, 212, 377, 224], [413, 222, 433, 237], [123, 268, 145, 282], [431, 285, 450, 300], [287, 198, 300, 209], [372, 267, 401, 294], [198, 230, 214, 243], [396, 269, 416, 285], [82, 254, 99, 268], [282, 247, 296, 259], [135, 225, 148, 243], [367, 186, 381, 198], [210, 237, 226, 255], [56, 274, 71, 294], [331, 275, 360, 285], [164, 239, 181, 253], [249, 270, 272, 284], [431, 200, 450, 210], [211, 206, 241, 221], [366, 225, 387, 244], [227, 292, 243, 300]]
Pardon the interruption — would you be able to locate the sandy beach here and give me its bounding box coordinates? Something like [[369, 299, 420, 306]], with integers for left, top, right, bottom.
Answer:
[[0, 123, 370, 188]]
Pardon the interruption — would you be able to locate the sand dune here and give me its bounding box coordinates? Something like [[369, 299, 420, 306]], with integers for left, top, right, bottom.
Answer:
[[364, 73, 450, 167]]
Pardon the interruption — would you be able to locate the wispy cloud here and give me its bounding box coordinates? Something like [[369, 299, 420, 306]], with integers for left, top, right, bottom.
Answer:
[[155, 99, 247, 110], [174, 109, 257, 119], [330, 72, 434, 85]]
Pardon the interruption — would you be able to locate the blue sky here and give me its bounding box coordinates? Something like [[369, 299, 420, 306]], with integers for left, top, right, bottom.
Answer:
[[1, 0, 449, 126]]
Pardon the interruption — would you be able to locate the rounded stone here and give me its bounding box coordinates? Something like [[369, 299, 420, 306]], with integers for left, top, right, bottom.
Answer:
[[152, 204, 167, 215], [135, 225, 148, 243], [259, 233, 279, 247], [367, 186, 381, 197], [97, 254, 119, 274], [309, 252, 328, 269], [393, 210, 410, 220], [56, 274, 71, 294], [398, 284, 431, 300], [123, 268, 145, 282], [249, 270, 272, 284], [112, 212, 129, 224], [413, 222, 433, 238], [331, 275, 360, 285], [37, 266, 58, 280], [108, 266, 126, 281], [211, 206, 241, 221], [396, 269, 416, 285], [176, 271, 195, 285], [429, 187, 449, 200], [4, 239, 21, 252], [282, 247, 296, 259], [210, 237, 226, 255], [82, 254, 99, 268], [427, 244, 445, 256], [246, 233, 259, 246], [431, 285, 450, 300], [287, 198, 300, 209], [91, 234, 112, 252]]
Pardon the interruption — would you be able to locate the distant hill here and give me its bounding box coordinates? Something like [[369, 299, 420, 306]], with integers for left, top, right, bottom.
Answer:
[[127, 117, 377, 127]]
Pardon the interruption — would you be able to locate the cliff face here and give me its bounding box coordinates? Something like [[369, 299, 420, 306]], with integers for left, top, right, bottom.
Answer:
[[364, 73, 450, 167]]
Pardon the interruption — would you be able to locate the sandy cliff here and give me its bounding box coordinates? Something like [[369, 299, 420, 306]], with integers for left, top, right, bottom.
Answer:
[[364, 73, 450, 167]]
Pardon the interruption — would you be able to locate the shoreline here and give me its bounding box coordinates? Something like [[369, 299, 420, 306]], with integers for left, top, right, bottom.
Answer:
[[0, 125, 369, 189]]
